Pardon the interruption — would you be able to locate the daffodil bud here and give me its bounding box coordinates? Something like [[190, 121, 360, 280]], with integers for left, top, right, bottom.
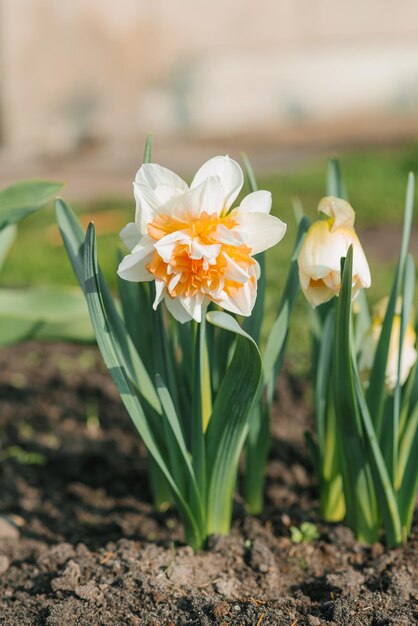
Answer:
[[359, 298, 417, 391], [297, 197, 371, 307]]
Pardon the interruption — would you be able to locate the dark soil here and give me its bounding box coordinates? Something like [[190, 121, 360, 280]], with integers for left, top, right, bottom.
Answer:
[[0, 342, 417, 626]]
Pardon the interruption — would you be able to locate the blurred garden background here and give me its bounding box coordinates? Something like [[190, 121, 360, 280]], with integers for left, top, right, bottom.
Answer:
[[1, 0, 418, 375]]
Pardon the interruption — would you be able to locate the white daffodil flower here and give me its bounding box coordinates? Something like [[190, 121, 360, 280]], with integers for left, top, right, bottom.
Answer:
[[359, 298, 417, 391], [297, 196, 371, 307], [118, 156, 287, 323]]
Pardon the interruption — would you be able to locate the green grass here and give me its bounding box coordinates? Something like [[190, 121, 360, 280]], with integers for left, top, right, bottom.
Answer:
[[2, 141, 418, 376]]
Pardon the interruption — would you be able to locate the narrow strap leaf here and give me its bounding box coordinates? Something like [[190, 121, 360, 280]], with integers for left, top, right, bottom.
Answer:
[[367, 173, 414, 437], [241, 153, 265, 343], [56, 199, 161, 414], [262, 215, 310, 388], [155, 374, 204, 530], [83, 223, 202, 548], [327, 159, 347, 200], [333, 247, 379, 543], [205, 311, 262, 535], [143, 133, 153, 163]]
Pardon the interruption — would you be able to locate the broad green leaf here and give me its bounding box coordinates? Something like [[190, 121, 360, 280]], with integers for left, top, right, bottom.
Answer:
[[0, 180, 62, 230], [0, 317, 42, 347], [0, 225, 17, 271], [0, 286, 93, 344], [205, 311, 262, 534]]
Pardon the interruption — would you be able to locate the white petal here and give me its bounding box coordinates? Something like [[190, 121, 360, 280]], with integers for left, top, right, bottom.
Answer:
[[303, 282, 335, 308], [179, 293, 209, 323], [135, 163, 188, 194], [191, 156, 243, 209], [318, 196, 355, 230], [133, 169, 189, 236], [166, 176, 225, 220], [131, 234, 155, 254], [216, 279, 257, 317], [298, 222, 344, 277], [352, 238, 371, 289], [153, 279, 165, 308], [190, 241, 221, 262], [117, 248, 154, 282], [238, 190, 272, 214], [154, 230, 190, 263], [167, 272, 182, 294], [164, 295, 193, 324], [214, 223, 243, 246], [237, 213, 287, 255], [222, 251, 251, 283], [133, 182, 160, 235], [119, 222, 140, 251]]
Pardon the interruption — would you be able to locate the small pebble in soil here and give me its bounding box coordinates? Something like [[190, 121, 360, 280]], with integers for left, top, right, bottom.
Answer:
[[307, 617, 321, 626], [0, 516, 20, 540], [0, 555, 10, 574]]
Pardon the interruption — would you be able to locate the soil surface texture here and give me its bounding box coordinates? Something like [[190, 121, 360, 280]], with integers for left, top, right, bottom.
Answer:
[[0, 342, 417, 626]]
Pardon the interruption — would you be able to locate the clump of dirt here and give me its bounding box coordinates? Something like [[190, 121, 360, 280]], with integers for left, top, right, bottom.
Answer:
[[0, 342, 417, 625]]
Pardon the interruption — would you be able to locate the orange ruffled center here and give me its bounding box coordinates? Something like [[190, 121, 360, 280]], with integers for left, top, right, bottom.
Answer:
[[146, 211, 255, 299]]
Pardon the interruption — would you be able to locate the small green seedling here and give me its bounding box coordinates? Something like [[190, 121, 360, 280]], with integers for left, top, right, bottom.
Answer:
[[290, 522, 320, 544]]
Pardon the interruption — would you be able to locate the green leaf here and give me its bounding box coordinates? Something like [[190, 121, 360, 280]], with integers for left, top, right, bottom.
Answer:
[[353, 372, 403, 547], [244, 213, 309, 514], [0, 180, 62, 230], [353, 289, 371, 356], [244, 401, 269, 514], [397, 410, 418, 538], [82, 223, 202, 548], [367, 173, 414, 438], [205, 311, 262, 535], [0, 286, 93, 345], [242, 153, 265, 344], [327, 159, 347, 199], [263, 216, 309, 387], [117, 270, 155, 375], [0, 317, 43, 347], [143, 133, 153, 164], [333, 247, 379, 543], [56, 199, 161, 414], [386, 254, 416, 483], [155, 374, 203, 527], [0, 225, 17, 272], [315, 310, 334, 452]]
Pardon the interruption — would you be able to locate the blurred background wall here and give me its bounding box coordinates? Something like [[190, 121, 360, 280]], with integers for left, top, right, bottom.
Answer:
[[1, 0, 418, 181]]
